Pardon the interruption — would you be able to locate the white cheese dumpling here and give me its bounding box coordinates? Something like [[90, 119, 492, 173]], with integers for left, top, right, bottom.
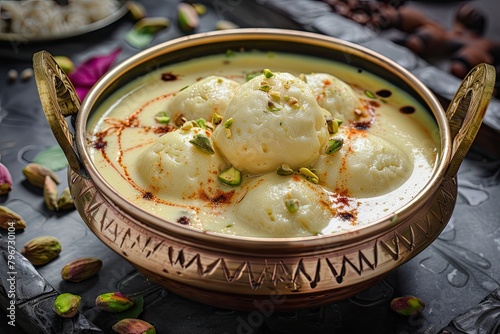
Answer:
[[234, 173, 332, 237], [314, 128, 413, 198], [302, 73, 371, 124], [137, 127, 229, 200], [212, 71, 328, 175], [166, 76, 240, 121]]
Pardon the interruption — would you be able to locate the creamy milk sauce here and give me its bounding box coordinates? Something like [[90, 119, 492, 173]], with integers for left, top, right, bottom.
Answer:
[[88, 51, 439, 238]]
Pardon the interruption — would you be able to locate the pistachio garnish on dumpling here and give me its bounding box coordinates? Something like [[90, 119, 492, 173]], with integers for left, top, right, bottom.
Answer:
[[301, 73, 371, 125], [212, 70, 328, 175], [166, 75, 240, 122], [136, 127, 230, 201], [313, 127, 413, 198]]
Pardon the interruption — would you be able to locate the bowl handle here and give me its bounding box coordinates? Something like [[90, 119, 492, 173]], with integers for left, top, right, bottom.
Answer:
[[33, 50, 86, 177], [444, 63, 496, 179]]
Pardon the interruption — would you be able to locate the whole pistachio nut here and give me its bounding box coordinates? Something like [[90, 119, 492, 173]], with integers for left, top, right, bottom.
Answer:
[[0, 162, 13, 195], [21, 236, 62, 266], [112, 318, 156, 334], [54, 292, 81, 318], [57, 187, 75, 210], [96, 292, 134, 313], [177, 2, 199, 32], [22, 163, 60, 188], [61, 257, 103, 283], [390, 295, 425, 316], [0, 205, 26, 230], [53, 56, 74, 74], [127, 1, 147, 21], [43, 175, 59, 211]]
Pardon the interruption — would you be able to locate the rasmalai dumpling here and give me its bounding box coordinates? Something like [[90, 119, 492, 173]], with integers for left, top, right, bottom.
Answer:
[[212, 71, 328, 175]]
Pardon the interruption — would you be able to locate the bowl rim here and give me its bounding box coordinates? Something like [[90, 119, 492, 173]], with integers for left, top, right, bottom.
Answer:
[[76, 28, 451, 249]]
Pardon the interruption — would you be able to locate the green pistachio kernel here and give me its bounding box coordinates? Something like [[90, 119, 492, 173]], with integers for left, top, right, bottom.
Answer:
[[299, 167, 319, 184], [284, 198, 300, 213], [325, 138, 344, 155], [54, 293, 81, 318], [263, 69, 274, 78], [218, 167, 241, 186], [259, 84, 271, 92], [364, 90, 376, 99], [189, 134, 215, 154], [196, 118, 207, 129], [212, 112, 223, 125], [276, 164, 294, 176], [326, 117, 343, 134], [154, 112, 170, 124], [267, 101, 281, 112], [223, 118, 233, 128]]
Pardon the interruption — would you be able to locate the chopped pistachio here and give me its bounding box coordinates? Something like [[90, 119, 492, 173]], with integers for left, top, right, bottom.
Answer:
[[174, 113, 187, 126], [196, 118, 207, 129], [154, 112, 170, 124], [284, 199, 300, 213], [245, 71, 262, 81], [223, 118, 233, 128], [276, 164, 294, 176], [263, 69, 274, 78], [326, 117, 342, 134], [259, 84, 271, 93], [180, 121, 194, 131], [364, 90, 376, 99], [299, 167, 319, 184], [269, 91, 281, 101], [267, 101, 281, 112], [225, 49, 235, 57], [225, 128, 232, 139], [212, 112, 223, 125], [325, 138, 343, 155], [218, 167, 241, 186], [189, 134, 215, 154], [298, 73, 307, 82]]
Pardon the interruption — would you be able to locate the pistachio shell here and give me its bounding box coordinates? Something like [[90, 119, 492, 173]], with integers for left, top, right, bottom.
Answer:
[[57, 187, 75, 211], [112, 318, 156, 334], [22, 163, 60, 188], [61, 257, 103, 283], [127, 1, 147, 21], [21, 236, 62, 266], [0, 205, 26, 230], [177, 3, 199, 32], [43, 175, 59, 211]]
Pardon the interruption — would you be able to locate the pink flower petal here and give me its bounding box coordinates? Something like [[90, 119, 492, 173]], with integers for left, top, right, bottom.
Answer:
[[68, 48, 121, 101]]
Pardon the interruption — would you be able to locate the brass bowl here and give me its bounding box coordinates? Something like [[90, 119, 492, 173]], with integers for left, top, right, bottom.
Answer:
[[33, 29, 495, 311]]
